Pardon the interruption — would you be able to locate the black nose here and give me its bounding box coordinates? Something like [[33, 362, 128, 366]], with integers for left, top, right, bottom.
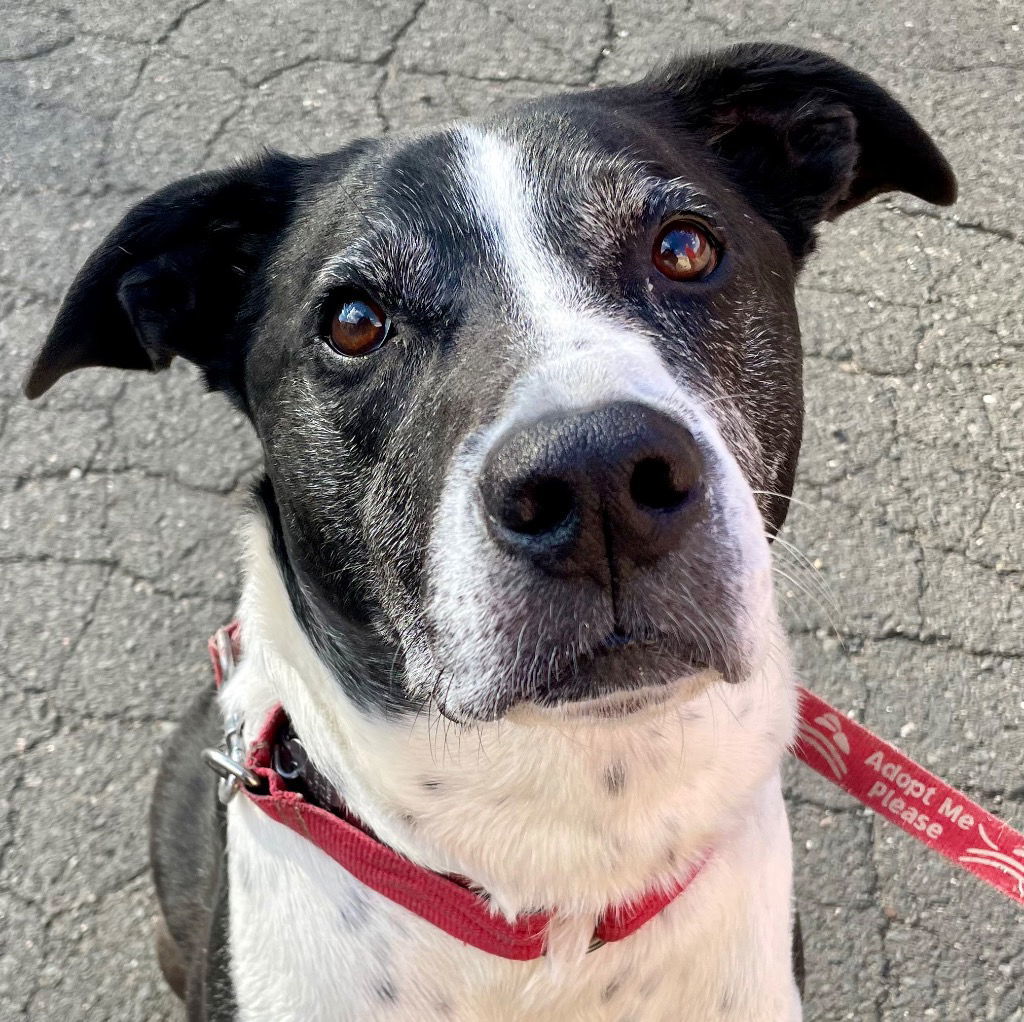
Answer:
[[479, 402, 705, 582]]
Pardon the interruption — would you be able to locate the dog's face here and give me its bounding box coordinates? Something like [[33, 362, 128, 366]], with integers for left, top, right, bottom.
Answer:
[[26, 44, 954, 723]]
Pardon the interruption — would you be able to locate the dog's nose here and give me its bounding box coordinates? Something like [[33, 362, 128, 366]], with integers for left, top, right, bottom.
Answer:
[[479, 402, 705, 581]]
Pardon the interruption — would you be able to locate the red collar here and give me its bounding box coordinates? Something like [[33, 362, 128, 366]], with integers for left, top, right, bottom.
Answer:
[[208, 625, 709, 960]]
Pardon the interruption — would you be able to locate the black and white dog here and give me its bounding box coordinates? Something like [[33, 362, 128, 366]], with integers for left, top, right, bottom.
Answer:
[[26, 43, 954, 1021]]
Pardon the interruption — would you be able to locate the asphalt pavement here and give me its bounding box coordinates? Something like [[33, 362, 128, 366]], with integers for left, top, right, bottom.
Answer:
[[1, 1, 1022, 1019]]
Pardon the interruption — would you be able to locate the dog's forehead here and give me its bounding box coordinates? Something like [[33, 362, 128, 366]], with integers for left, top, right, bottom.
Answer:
[[385, 107, 664, 211], [316, 103, 719, 271]]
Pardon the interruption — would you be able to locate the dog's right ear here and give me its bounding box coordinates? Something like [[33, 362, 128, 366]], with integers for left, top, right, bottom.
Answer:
[[24, 151, 304, 403], [635, 43, 957, 260]]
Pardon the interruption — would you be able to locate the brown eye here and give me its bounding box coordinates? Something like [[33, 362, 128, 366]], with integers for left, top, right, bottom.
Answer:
[[326, 293, 391, 357], [652, 220, 718, 281]]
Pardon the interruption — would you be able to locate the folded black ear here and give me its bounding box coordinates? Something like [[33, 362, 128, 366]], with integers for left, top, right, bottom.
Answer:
[[24, 151, 303, 401], [643, 43, 957, 257]]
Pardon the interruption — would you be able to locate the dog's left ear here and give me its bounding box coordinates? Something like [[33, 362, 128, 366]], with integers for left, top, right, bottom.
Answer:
[[23, 150, 304, 403], [640, 42, 957, 257]]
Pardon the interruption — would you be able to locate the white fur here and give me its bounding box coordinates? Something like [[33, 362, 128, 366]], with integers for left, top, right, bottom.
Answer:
[[221, 128, 801, 1020], [224, 517, 799, 1021]]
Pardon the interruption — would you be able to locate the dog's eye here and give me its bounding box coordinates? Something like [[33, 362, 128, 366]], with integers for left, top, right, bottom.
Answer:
[[652, 220, 718, 281], [325, 292, 391, 357]]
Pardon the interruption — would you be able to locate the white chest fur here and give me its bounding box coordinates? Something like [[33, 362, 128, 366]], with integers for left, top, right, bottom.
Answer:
[[222, 517, 801, 1020], [227, 777, 799, 1022]]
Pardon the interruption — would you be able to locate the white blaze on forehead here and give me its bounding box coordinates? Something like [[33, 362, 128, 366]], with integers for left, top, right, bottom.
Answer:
[[459, 126, 593, 334], [457, 126, 682, 424]]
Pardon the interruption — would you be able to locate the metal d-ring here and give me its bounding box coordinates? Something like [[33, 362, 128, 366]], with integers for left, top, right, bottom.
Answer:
[[202, 629, 262, 803], [202, 744, 262, 804]]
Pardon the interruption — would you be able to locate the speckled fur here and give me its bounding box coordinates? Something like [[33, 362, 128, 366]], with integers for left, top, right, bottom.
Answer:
[[221, 512, 799, 1021]]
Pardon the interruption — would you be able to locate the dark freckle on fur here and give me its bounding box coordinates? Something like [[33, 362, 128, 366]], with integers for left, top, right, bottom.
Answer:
[[640, 975, 661, 998], [421, 777, 443, 792], [376, 978, 398, 1003], [337, 889, 371, 929], [400, 812, 417, 828], [601, 978, 621, 1002], [665, 848, 677, 868], [434, 999, 453, 1016], [603, 762, 626, 795]]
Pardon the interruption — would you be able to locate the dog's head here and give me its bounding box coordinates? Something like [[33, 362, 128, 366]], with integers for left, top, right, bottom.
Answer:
[[26, 44, 954, 723]]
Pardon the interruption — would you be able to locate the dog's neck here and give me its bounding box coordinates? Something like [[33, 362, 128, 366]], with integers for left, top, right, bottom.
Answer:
[[221, 513, 797, 920]]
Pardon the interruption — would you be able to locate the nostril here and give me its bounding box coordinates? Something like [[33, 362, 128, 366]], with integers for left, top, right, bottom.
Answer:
[[629, 457, 690, 512], [503, 477, 575, 536]]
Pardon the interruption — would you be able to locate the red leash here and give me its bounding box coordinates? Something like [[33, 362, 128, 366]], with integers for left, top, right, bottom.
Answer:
[[794, 685, 1024, 907], [206, 625, 1022, 963]]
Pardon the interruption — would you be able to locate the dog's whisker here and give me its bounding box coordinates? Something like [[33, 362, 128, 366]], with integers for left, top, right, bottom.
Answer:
[[752, 488, 817, 512], [770, 538, 844, 620], [771, 562, 846, 641]]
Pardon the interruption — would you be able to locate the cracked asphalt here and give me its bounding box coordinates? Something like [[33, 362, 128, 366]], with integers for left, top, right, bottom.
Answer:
[[1, 1, 1021, 1019]]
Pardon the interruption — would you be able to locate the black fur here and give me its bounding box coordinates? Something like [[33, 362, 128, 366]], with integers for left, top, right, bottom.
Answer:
[[632, 43, 956, 257]]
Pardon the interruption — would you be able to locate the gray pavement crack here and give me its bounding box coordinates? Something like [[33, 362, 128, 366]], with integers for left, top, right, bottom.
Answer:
[[798, 283, 938, 311], [910, 60, 1024, 74], [0, 569, 113, 890], [195, 99, 248, 171], [868, 626, 1024, 659], [883, 202, 1023, 248], [1, 539, 243, 605], [785, 792, 864, 816], [9, 461, 262, 497], [388, 65, 572, 90], [587, 1, 616, 85], [0, 37, 76, 63], [863, 682, 894, 1020], [154, 0, 221, 47], [374, 0, 430, 133], [460, 0, 594, 75], [802, 351, 917, 381]]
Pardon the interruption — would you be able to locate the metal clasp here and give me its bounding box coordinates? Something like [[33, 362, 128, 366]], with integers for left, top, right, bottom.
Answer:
[[202, 712, 262, 804], [202, 628, 261, 804]]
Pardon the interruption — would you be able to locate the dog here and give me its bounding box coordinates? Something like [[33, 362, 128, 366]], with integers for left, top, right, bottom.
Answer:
[[25, 42, 955, 1021]]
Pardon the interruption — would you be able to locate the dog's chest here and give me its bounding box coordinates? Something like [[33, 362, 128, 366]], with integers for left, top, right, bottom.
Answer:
[[226, 789, 798, 1022]]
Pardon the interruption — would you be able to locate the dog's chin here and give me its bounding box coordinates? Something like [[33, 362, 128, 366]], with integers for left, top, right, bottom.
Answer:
[[506, 668, 720, 726], [489, 639, 742, 726]]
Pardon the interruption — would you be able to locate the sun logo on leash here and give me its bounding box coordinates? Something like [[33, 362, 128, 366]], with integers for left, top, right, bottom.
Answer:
[[795, 711, 850, 781], [960, 824, 1024, 899]]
